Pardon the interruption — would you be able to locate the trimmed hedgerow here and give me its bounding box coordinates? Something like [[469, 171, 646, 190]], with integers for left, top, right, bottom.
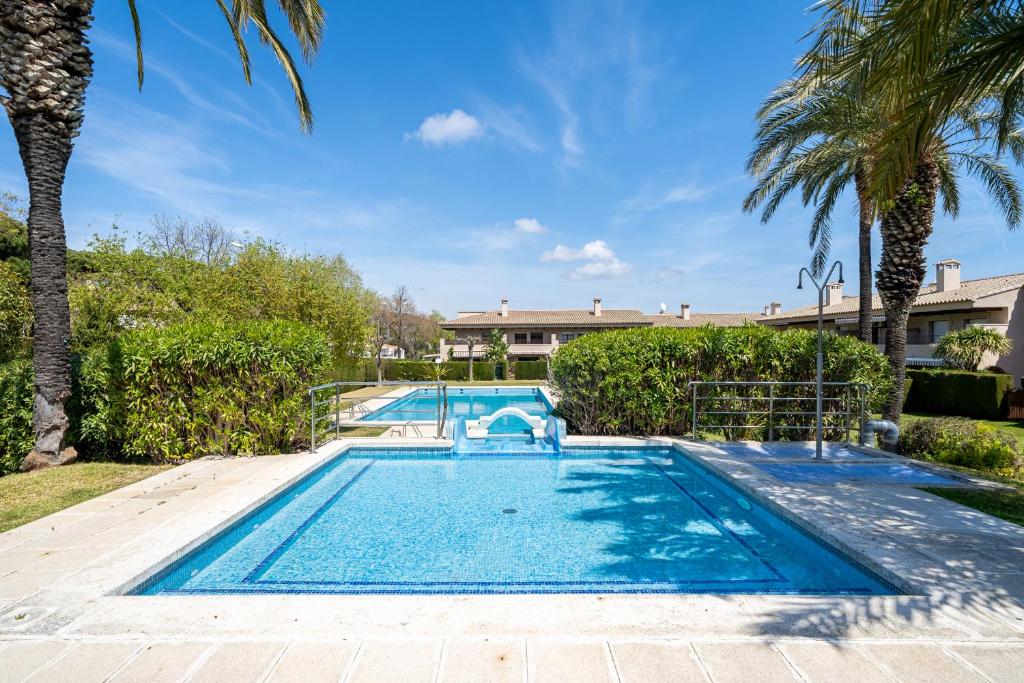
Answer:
[[381, 360, 495, 382], [103, 320, 330, 461], [549, 325, 890, 437], [513, 360, 548, 380], [904, 368, 1014, 420]]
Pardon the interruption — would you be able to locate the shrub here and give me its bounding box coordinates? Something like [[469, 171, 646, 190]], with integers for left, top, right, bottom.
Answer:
[[905, 368, 1014, 419], [379, 360, 495, 382], [105, 320, 330, 461], [900, 417, 1022, 474], [549, 325, 891, 437], [936, 327, 1013, 371], [514, 360, 548, 380], [0, 359, 33, 475]]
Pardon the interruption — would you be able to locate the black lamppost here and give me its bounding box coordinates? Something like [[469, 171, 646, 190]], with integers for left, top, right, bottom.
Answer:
[[797, 260, 844, 460]]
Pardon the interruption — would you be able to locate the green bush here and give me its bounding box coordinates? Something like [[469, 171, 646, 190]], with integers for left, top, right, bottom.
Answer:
[[100, 320, 330, 461], [0, 359, 33, 475], [905, 368, 1014, 419], [514, 360, 548, 380], [549, 325, 891, 437], [381, 360, 495, 382], [900, 417, 1022, 474]]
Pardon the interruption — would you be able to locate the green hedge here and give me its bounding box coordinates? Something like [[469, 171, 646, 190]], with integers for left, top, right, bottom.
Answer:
[[382, 360, 495, 381], [89, 320, 330, 461], [514, 360, 548, 380], [0, 359, 33, 475], [904, 368, 1014, 419], [549, 325, 891, 437]]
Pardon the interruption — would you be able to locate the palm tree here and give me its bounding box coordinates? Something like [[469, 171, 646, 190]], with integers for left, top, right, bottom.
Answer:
[[796, 1, 1024, 422], [830, 0, 1024, 202], [744, 80, 880, 343], [876, 110, 1022, 419], [0, 1, 325, 469], [936, 326, 1013, 371]]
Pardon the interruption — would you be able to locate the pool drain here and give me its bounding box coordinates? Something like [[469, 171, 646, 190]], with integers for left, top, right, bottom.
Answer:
[[502, 508, 518, 514]]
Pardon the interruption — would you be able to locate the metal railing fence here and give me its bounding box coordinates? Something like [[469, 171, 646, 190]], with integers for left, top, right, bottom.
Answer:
[[688, 381, 868, 444], [308, 380, 448, 450]]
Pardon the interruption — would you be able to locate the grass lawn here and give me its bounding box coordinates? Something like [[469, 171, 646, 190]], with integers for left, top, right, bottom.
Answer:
[[337, 425, 389, 437], [921, 486, 1024, 527], [0, 462, 172, 533], [901, 411, 1024, 441]]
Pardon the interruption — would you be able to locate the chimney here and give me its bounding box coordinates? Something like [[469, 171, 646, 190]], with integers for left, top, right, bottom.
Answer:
[[936, 259, 961, 292], [593, 297, 602, 317], [825, 281, 843, 307], [770, 301, 782, 316], [763, 305, 770, 317], [500, 298, 509, 317], [681, 303, 691, 321]]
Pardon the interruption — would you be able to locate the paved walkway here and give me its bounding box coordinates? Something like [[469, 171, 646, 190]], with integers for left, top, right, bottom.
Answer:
[[0, 438, 1022, 682]]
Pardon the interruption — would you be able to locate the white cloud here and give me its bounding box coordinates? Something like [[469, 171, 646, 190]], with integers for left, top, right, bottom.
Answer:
[[514, 217, 547, 234], [568, 258, 632, 280], [405, 109, 485, 146], [540, 239, 631, 280], [614, 180, 715, 224]]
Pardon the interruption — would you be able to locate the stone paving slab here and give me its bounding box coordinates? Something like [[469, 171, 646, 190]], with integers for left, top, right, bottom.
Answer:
[[264, 640, 359, 683], [777, 641, 891, 682], [528, 641, 616, 682], [861, 642, 987, 682], [346, 639, 440, 683], [107, 641, 214, 682], [693, 642, 800, 682], [608, 641, 706, 683], [439, 638, 525, 683], [24, 641, 142, 683]]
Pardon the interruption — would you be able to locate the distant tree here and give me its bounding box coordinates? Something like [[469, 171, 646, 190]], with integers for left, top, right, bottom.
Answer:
[[369, 298, 393, 383], [141, 215, 236, 266], [457, 334, 479, 381], [484, 328, 509, 364], [388, 285, 414, 355], [936, 327, 1013, 372]]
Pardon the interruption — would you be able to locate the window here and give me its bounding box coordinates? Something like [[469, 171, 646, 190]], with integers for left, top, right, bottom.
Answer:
[[559, 332, 586, 343], [529, 332, 544, 344], [514, 333, 528, 344], [931, 320, 951, 341]]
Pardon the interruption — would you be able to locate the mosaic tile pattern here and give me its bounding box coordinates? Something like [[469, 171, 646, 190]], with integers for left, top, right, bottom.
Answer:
[[135, 447, 894, 596]]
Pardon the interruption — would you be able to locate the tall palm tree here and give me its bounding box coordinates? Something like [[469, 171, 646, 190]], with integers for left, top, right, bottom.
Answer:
[[0, 1, 324, 469], [744, 80, 880, 343], [875, 106, 1022, 420]]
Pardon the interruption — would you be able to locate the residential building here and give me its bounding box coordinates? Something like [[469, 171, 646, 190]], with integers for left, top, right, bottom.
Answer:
[[372, 343, 405, 360], [759, 259, 1024, 383], [439, 298, 761, 361]]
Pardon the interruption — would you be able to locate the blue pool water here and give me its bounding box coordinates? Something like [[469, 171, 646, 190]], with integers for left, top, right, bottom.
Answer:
[[360, 387, 551, 430], [135, 447, 894, 596]]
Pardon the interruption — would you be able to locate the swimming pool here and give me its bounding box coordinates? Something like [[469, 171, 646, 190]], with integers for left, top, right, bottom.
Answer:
[[134, 447, 894, 596], [359, 387, 552, 427]]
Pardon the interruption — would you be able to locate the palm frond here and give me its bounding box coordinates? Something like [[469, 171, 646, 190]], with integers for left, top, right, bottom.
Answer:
[[127, 0, 144, 89]]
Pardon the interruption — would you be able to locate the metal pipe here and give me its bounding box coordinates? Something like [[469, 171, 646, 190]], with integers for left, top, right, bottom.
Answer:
[[797, 260, 844, 459]]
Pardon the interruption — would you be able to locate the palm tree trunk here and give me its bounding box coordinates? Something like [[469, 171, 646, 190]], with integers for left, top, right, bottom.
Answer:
[[876, 156, 939, 422], [854, 165, 874, 344], [1, 0, 95, 468]]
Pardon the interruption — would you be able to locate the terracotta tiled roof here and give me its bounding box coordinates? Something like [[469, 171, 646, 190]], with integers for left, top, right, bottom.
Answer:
[[761, 272, 1024, 323], [646, 312, 762, 327], [442, 309, 651, 328]]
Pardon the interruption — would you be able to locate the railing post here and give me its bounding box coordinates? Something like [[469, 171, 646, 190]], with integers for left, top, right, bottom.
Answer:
[[768, 384, 774, 442], [843, 384, 851, 445], [310, 388, 317, 452], [691, 383, 699, 439], [334, 384, 341, 440], [858, 384, 867, 446]]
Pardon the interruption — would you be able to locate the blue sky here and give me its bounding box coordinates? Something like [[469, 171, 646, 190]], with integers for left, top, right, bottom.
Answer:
[[1, 1, 1021, 317]]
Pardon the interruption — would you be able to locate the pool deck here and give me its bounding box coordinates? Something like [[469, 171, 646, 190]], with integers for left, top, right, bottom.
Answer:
[[0, 438, 1023, 681]]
